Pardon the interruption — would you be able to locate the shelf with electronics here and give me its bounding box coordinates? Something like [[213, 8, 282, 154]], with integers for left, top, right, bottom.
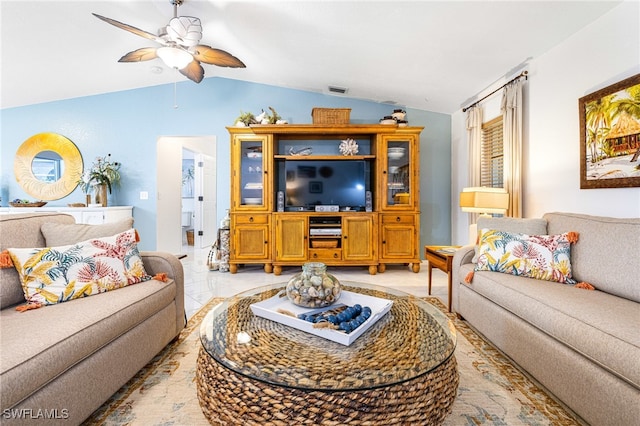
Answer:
[[227, 124, 423, 275]]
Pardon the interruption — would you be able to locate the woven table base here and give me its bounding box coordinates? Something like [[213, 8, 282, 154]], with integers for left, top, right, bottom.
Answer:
[[196, 346, 458, 425]]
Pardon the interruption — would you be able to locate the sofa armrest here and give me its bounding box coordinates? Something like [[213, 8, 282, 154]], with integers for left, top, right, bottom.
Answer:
[[140, 251, 186, 334], [451, 245, 475, 314]]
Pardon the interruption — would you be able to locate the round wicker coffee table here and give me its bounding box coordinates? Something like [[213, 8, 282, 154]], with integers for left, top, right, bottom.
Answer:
[[197, 282, 458, 425]]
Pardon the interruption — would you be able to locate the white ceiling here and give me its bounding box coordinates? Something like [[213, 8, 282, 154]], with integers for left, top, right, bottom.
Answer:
[[1, 0, 622, 113]]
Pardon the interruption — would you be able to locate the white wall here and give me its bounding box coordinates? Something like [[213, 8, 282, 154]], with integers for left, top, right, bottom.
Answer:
[[452, 1, 640, 245]]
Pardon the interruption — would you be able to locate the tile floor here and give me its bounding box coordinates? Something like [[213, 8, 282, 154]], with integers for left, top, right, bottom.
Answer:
[[180, 246, 451, 319]]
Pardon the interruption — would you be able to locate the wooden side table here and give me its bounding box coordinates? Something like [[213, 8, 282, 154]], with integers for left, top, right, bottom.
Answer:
[[425, 245, 460, 312]]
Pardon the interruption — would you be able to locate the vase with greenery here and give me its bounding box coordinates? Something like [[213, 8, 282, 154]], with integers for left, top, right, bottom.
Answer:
[[78, 154, 121, 206]]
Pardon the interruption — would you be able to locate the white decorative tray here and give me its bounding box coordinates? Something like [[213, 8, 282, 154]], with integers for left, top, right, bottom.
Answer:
[[250, 290, 393, 346]]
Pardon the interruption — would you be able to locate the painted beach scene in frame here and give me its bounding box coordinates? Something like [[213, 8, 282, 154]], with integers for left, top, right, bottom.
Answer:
[[579, 73, 640, 189]]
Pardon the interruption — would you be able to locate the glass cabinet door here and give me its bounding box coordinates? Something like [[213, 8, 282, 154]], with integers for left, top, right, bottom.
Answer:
[[233, 135, 269, 210], [381, 136, 414, 210]]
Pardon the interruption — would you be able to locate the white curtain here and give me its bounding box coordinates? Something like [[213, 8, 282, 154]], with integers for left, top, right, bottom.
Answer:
[[466, 106, 483, 187], [501, 79, 524, 218], [466, 106, 483, 225]]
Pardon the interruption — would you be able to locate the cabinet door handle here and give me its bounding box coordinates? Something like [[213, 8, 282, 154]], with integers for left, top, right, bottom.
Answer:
[[313, 253, 318, 258], [343, 235, 348, 239], [382, 240, 386, 244], [333, 253, 338, 258], [249, 217, 254, 222], [396, 216, 401, 222]]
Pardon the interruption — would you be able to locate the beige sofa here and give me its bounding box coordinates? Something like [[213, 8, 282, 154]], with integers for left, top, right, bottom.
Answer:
[[452, 212, 640, 426], [0, 213, 185, 425]]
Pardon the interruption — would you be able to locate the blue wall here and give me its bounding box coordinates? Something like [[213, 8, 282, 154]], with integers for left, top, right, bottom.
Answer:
[[1, 77, 451, 252]]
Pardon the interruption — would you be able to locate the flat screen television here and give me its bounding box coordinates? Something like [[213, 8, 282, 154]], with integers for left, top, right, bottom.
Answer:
[[284, 160, 369, 211]]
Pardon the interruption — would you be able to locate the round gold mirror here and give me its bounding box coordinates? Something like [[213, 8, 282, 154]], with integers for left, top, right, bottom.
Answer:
[[14, 133, 83, 201]]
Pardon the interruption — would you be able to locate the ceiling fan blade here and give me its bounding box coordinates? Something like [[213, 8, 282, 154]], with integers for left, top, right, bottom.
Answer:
[[180, 60, 204, 83], [93, 13, 163, 44], [118, 47, 159, 63], [192, 45, 246, 68]]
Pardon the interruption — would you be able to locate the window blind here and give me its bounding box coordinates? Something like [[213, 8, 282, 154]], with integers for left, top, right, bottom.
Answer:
[[481, 116, 503, 188]]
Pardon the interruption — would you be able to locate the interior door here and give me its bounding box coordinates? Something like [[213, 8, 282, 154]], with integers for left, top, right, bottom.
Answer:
[[157, 135, 216, 254], [194, 153, 217, 248]]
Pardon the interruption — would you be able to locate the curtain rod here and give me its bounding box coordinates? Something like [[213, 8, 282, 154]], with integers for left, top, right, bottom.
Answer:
[[462, 70, 528, 112]]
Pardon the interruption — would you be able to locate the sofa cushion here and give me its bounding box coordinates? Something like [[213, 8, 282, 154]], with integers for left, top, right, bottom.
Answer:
[[8, 229, 151, 308], [462, 269, 640, 390], [0, 213, 76, 309], [41, 218, 134, 246], [544, 212, 640, 302], [0, 213, 76, 250], [475, 230, 577, 284], [0, 277, 177, 409], [476, 216, 548, 236]]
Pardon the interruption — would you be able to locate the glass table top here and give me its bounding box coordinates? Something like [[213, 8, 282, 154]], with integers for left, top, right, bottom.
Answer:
[[199, 282, 456, 392]]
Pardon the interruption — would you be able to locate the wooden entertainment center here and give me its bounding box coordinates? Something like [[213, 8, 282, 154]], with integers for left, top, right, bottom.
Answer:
[[228, 124, 423, 275]]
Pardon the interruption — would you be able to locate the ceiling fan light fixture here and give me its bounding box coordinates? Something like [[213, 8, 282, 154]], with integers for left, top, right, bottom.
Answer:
[[157, 46, 193, 69]]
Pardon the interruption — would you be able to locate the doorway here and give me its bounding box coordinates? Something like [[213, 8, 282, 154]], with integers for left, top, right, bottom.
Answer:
[[181, 149, 195, 249], [156, 136, 217, 255]]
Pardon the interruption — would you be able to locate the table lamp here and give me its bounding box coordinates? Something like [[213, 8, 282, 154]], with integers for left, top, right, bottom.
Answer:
[[460, 187, 509, 245]]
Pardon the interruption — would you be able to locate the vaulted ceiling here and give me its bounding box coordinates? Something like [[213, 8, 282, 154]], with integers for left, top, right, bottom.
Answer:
[[1, 0, 621, 113]]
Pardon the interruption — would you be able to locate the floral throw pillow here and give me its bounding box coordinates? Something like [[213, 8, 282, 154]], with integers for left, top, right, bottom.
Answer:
[[474, 229, 577, 284], [8, 229, 151, 308]]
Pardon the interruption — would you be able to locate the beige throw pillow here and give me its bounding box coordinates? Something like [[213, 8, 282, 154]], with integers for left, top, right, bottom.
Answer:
[[0, 267, 25, 308], [41, 218, 134, 246]]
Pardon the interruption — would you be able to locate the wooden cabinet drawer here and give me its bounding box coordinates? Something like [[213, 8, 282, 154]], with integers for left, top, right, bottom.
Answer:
[[381, 214, 415, 225], [309, 249, 342, 261], [233, 214, 269, 225]]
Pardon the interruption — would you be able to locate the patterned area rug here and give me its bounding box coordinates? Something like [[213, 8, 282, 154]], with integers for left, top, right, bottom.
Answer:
[[84, 297, 582, 425]]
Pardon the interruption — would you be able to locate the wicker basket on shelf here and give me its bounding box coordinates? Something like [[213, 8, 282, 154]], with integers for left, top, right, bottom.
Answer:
[[311, 108, 351, 125]]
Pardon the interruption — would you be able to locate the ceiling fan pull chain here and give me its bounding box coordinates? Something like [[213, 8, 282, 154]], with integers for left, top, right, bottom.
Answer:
[[173, 70, 179, 109]]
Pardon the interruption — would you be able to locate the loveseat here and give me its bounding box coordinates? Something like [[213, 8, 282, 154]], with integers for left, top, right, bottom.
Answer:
[[452, 212, 640, 425], [0, 212, 185, 425]]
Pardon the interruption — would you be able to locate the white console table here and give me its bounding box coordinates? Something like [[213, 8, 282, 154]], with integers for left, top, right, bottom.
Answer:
[[0, 206, 133, 224]]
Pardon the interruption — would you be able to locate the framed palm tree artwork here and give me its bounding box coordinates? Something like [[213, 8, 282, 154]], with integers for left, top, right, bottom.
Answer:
[[579, 73, 640, 189]]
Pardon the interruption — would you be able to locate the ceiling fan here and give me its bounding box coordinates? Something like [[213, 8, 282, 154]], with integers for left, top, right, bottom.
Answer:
[[93, 0, 245, 83]]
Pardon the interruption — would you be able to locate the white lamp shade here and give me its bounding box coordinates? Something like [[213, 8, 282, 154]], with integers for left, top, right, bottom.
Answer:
[[460, 187, 509, 215], [157, 47, 193, 69]]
